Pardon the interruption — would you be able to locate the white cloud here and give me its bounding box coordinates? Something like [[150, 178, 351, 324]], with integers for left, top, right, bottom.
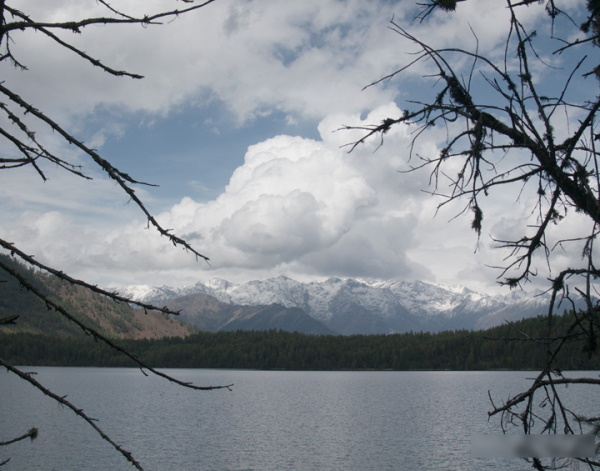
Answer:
[[3, 0, 540, 128], [4, 101, 596, 294], [3, 104, 438, 286], [3, 0, 596, 295], [3, 0, 405, 125]]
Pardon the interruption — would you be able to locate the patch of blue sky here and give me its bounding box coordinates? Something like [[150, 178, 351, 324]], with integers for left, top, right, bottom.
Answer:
[[84, 99, 320, 213]]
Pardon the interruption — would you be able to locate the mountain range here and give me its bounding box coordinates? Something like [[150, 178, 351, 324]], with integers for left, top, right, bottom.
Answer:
[[118, 276, 560, 335], [1, 250, 573, 338]]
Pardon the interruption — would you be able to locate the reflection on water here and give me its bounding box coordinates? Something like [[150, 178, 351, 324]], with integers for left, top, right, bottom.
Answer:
[[0, 368, 597, 470]]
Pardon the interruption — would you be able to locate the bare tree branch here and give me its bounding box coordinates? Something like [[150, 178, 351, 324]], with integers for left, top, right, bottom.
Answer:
[[0, 83, 211, 263], [0, 360, 145, 470], [344, 1, 600, 468], [0, 1, 227, 468]]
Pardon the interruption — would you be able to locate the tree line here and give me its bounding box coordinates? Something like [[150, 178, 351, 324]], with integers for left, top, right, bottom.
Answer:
[[2, 310, 598, 371]]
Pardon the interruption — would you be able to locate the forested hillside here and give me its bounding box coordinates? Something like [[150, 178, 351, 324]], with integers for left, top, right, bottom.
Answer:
[[2, 311, 598, 370], [0, 254, 194, 339], [2, 254, 598, 370]]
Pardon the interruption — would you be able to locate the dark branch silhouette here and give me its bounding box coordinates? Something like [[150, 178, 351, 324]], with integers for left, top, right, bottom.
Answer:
[[343, 1, 600, 468], [0, 1, 227, 469]]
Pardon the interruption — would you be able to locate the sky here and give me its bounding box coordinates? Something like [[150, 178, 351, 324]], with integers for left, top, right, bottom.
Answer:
[[0, 0, 595, 294]]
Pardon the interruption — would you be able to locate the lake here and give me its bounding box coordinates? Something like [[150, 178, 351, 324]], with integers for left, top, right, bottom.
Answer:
[[0, 368, 597, 470]]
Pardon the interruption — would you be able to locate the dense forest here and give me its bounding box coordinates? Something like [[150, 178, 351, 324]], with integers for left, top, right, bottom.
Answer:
[[1, 310, 598, 370], [1, 255, 598, 370]]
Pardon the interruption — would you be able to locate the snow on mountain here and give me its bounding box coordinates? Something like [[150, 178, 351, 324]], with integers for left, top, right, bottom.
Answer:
[[118, 276, 552, 335], [371, 280, 490, 317], [118, 283, 199, 305]]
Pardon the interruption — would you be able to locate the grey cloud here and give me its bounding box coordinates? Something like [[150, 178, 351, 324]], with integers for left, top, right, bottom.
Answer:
[[220, 191, 324, 258]]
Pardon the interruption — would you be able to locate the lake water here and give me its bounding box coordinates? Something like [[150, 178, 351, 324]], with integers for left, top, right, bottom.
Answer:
[[0, 368, 597, 470]]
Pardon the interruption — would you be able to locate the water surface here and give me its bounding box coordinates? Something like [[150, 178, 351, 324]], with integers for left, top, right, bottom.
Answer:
[[1, 368, 596, 470]]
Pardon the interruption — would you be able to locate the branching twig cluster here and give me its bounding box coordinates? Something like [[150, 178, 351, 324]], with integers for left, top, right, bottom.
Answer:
[[344, 0, 600, 468], [0, 1, 228, 469]]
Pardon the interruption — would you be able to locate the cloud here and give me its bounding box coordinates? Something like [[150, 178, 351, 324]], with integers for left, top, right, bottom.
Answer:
[[3, 0, 594, 294], [3, 1, 405, 125], [5, 100, 594, 293], [3, 104, 438, 286], [3, 0, 542, 129], [153, 105, 422, 276]]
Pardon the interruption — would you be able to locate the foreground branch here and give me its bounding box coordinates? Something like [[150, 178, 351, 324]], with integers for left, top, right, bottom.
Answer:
[[0, 83, 210, 264], [0, 427, 38, 447], [0, 257, 233, 392], [0, 360, 145, 470]]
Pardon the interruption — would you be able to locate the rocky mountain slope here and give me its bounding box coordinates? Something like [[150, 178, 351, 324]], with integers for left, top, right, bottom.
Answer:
[[165, 293, 333, 334], [0, 255, 194, 340], [2, 252, 566, 338], [119, 275, 559, 335]]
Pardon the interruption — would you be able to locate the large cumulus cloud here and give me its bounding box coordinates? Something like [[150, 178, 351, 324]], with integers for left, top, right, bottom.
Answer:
[[88, 104, 432, 285], [3, 0, 582, 292], [2, 104, 440, 286], [5, 101, 591, 293]]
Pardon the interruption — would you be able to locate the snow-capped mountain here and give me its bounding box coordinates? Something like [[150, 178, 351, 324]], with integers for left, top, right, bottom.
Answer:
[[118, 276, 556, 335]]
